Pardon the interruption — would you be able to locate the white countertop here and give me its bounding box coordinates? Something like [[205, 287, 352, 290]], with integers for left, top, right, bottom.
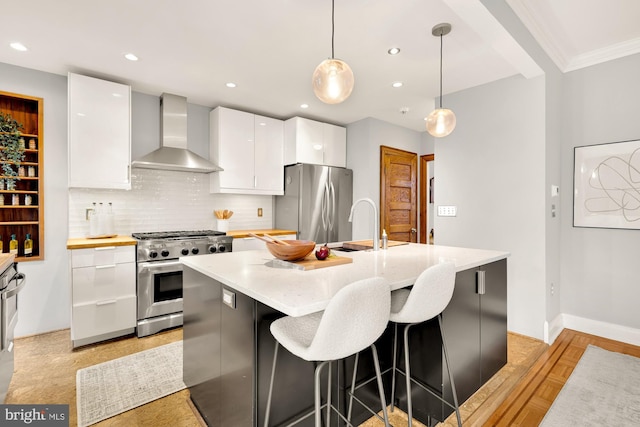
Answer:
[[181, 243, 509, 317]]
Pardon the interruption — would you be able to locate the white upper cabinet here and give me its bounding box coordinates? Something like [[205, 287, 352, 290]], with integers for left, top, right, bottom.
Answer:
[[284, 117, 346, 167], [68, 72, 131, 189], [210, 107, 284, 195]]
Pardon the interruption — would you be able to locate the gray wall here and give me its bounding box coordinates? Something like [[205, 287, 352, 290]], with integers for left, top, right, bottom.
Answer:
[[560, 53, 640, 330], [346, 117, 426, 240], [435, 74, 547, 338], [0, 63, 70, 336]]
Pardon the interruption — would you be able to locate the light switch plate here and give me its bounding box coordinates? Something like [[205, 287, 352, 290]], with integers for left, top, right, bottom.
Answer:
[[438, 205, 457, 217]]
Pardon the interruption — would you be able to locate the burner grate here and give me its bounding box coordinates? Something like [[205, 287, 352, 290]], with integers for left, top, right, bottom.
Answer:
[[132, 230, 226, 240]]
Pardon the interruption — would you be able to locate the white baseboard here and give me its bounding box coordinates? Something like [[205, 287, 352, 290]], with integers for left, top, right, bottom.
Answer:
[[543, 314, 564, 344], [545, 313, 640, 347]]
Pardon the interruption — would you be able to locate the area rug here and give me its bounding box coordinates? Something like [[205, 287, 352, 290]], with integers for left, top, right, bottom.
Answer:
[[540, 344, 640, 426], [76, 341, 185, 427]]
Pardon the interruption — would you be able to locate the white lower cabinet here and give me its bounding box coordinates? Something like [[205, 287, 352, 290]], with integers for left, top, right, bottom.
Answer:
[[70, 245, 136, 347], [233, 234, 296, 251]]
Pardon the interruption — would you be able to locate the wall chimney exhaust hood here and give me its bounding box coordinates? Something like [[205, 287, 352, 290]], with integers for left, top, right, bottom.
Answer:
[[131, 93, 223, 173]]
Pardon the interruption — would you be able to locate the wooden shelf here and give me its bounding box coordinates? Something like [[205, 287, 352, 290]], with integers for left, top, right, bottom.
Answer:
[[0, 190, 38, 194], [0, 132, 37, 138], [0, 90, 44, 261], [0, 221, 39, 225]]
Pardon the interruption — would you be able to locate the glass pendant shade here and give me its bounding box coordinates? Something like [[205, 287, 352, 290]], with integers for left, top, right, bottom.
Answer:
[[426, 108, 456, 137], [312, 58, 354, 104]]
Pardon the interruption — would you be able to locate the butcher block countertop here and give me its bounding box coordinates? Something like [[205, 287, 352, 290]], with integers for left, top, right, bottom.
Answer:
[[0, 254, 15, 273], [227, 229, 297, 239], [66, 235, 137, 250]]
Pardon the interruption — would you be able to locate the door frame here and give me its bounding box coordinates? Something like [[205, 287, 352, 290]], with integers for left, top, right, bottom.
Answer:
[[380, 145, 418, 242], [420, 154, 434, 244]]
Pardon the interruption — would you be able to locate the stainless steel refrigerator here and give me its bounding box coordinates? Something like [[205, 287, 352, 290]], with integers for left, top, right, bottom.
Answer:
[[275, 164, 352, 243]]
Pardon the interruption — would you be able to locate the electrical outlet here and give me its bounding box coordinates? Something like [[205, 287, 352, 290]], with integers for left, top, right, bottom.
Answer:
[[437, 205, 457, 217], [258, 208, 263, 217]]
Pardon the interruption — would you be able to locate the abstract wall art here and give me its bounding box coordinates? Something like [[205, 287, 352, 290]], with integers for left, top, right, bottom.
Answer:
[[574, 139, 640, 229]]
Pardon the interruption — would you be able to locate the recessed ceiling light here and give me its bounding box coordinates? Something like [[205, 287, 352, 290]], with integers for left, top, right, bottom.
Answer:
[[300, 104, 309, 109], [124, 53, 138, 61], [392, 81, 403, 88], [388, 47, 401, 55], [10, 42, 28, 52], [226, 82, 237, 88]]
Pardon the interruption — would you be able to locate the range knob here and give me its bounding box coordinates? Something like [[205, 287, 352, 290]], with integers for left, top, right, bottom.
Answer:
[[218, 245, 227, 252], [191, 247, 200, 255], [209, 245, 217, 253], [181, 248, 189, 256], [161, 249, 170, 257], [149, 250, 158, 259]]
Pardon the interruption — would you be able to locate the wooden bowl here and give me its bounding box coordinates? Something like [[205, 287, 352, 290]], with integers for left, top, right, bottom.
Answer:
[[266, 240, 316, 261]]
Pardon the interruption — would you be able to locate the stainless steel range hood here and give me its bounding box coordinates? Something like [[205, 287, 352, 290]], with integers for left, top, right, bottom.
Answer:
[[131, 93, 223, 173]]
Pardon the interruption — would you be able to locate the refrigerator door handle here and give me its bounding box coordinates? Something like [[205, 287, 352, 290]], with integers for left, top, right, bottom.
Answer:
[[321, 182, 329, 229], [328, 182, 336, 231]]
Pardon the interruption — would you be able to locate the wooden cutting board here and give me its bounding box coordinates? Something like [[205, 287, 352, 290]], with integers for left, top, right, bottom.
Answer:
[[267, 254, 353, 270], [342, 240, 409, 251]]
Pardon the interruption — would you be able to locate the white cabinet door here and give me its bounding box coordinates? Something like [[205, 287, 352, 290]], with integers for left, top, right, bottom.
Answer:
[[69, 245, 136, 346], [322, 123, 347, 167], [211, 107, 284, 195], [284, 117, 345, 167], [254, 115, 284, 192], [284, 117, 324, 165], [68, 72, 131, 189], [213, 107, 255, 190]]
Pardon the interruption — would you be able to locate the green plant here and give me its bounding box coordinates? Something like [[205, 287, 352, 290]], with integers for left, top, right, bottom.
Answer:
[[0, 112, 26, 189]]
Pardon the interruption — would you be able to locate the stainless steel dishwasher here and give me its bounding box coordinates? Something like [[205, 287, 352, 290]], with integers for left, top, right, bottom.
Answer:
[[0, 262, 26, 402]]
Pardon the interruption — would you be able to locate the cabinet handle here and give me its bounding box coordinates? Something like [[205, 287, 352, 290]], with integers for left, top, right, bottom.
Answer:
[[96, 299, 117, 306], [94, 246, 116, 251], [95, 264, 116, 270], [476, 270, 486, 295], [254, 175, 257, 188]]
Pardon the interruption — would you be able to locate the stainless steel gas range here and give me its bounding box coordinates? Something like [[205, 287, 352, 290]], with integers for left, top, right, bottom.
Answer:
[[132, 230, 233, 337]]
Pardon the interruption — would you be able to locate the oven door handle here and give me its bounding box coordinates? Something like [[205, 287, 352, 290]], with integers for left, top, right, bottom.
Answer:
[[138, 261, 183, 272], [2, 273, 26, 300]]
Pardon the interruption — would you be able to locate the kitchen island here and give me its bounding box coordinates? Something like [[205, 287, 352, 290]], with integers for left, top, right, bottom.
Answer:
[[182, 243, 509, 426]]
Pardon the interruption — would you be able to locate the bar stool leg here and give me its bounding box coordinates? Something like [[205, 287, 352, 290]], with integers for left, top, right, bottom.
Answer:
[[264, 341, 279, 427], [390, 323, 398, 412], [439, 315, 462, 427], [371, 343, 391, 427], [347, 352, 360, 422], [314, 361, 331, 427], [403, 324, 413, 427], [327, 362, 332, 427]]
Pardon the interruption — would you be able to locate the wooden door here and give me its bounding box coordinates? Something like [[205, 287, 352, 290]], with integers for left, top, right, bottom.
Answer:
[[420, 154, 434, 244], [380, 146, 417, 242]]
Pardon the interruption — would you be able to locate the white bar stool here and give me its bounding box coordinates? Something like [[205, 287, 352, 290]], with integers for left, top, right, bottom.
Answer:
[[263, 277, 391, 427], [389, 262, 462, 427]]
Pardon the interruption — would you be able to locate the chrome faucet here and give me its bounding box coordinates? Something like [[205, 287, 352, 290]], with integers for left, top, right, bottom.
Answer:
[[348, 198, 379, 251]]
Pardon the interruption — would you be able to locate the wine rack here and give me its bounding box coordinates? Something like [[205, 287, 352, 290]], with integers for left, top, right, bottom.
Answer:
[[0, 91, 44, 261]]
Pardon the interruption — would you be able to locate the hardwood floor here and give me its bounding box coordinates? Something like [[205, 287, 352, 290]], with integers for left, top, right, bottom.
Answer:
[[5, 327, 639, 426], [485, 328, 640, 426]]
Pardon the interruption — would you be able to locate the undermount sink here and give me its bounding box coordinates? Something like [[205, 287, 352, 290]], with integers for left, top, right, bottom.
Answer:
[[331, 246, 364, 252]]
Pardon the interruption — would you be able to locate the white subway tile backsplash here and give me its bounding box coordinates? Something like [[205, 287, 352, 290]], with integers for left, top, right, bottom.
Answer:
[[68, 169, 274, 238]]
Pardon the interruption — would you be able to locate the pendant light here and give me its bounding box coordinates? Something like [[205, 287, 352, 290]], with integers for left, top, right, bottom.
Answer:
[[426, 23, 456, 138], [312, 0, 354, 104]]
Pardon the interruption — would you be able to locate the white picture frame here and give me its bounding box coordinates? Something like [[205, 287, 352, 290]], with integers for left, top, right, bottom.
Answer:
[[574, 139, 640, 229]]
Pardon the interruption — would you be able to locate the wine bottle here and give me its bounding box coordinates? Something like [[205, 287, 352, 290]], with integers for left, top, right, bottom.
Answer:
[[9, 234, 18, 255], [24, 233, 33, 257]]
